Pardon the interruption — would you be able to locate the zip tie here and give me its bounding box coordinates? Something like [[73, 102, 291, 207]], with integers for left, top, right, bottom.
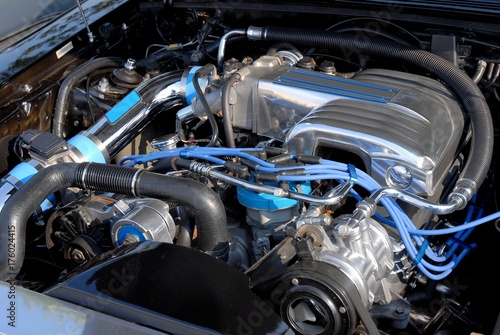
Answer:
[[348, 164, 358, 183], [414, 239, 429, 265], [180, 148, 194, 159], [449, 236, 475, 251]]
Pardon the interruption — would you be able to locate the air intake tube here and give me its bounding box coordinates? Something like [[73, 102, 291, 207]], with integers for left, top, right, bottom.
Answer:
[[246, 26, 494, 209], [80, 69, 184, 159], [0, 163, 229, 280], [0, 70, 183, 213]]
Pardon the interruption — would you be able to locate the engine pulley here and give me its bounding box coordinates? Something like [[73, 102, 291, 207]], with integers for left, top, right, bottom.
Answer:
[[271, 261, 358, 335]]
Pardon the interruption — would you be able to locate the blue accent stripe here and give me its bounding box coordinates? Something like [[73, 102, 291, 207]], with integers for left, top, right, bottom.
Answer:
[[9, 162, 38, 184], [414, 239, 428, 265], [274, 69, 398, 104], [68, 135, 106, 163], [348, 164, 358, 183], [5, 161, 56, 211], [185, 66, 202, 105], [105, 90, 141, 123]]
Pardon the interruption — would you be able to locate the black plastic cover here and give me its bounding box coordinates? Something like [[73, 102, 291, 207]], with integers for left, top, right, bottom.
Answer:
[[20, 129, 67, 159], [45, 241, 293, 335]]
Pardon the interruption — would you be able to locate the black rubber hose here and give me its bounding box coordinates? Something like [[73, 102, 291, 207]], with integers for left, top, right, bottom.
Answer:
[[148, 157, 178, 173], [258, 26, 494, 195], [0, 163, 229, 280], [332, 28, 416, 48], [0, 164, 76, 280], [221, 73, 241, 148], [53, 57, 124, 138], [193, 65, 219, 147], [172, 206, 194, 247]]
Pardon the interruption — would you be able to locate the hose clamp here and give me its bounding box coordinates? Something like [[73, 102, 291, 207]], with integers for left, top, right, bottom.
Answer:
[[80, 162, 92, 190], [246, 26, 265, 40], [130, 169, 143, 197]]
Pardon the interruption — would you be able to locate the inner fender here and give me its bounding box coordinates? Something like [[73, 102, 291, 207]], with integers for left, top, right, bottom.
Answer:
[[44, 241, 293, 335]]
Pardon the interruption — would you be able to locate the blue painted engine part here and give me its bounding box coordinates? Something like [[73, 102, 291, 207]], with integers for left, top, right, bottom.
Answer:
[[237, 181, 312, 260]]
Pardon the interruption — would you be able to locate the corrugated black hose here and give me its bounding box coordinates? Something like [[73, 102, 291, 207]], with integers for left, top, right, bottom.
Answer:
[[255, 26, 493, 197], [0, 163, 229, 280]]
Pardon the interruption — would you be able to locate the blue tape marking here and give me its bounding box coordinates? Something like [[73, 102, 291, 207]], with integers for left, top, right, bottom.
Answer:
[[348, 164, 358, 183], [185, 66, 202, 105], [5, 161, 56, 212], [180, 148, 197, 159], [414, 239, 428, 265], [105, 90, 141, 123], [9, 161, 38, 184], [68, 134, 106, 163]]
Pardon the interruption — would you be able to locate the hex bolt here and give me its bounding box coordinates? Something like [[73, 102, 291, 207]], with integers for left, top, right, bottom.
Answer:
[[123, 234, 140, 244], [394, 306, 405, 316], [70, 249, 86, 263], [291, 278, 299, 286], [125, 58, 136, 71]]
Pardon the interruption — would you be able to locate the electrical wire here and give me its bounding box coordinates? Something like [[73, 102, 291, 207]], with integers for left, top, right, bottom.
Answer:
[[119, 146, 496, 279]]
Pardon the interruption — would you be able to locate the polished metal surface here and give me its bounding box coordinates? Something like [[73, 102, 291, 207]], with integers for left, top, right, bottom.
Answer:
[[111, 198, 176, 247], [313, 215, 394, 306], [284, 69, 464, 196], [295, 218, 394, 308], [86, 74, 182, 159]]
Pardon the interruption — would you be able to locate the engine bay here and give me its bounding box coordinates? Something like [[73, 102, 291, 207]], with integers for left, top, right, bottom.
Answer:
[[1, 1, 500, 334]]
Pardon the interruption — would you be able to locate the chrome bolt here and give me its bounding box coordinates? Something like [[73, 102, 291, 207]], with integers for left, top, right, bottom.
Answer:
[[125, 58, 136, 71]]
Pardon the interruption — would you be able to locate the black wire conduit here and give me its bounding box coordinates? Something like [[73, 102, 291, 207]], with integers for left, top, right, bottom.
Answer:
[[193, 64, 219, 147], [0, 163, 229, 280], [248, 26, 493, 207]]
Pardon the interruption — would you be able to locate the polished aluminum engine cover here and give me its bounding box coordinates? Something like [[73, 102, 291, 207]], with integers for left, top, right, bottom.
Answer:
[[230, 58, 464, 196], [282, 69, 464, 196]]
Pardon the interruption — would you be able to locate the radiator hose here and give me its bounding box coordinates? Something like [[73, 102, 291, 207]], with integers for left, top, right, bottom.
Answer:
[[53, 57, 124, 138], [247, 26, 494, 208], [0, 163, 229, 280]]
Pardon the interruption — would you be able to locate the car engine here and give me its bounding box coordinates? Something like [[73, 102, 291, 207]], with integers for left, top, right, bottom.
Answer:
[[0, 1, 499, 334]]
